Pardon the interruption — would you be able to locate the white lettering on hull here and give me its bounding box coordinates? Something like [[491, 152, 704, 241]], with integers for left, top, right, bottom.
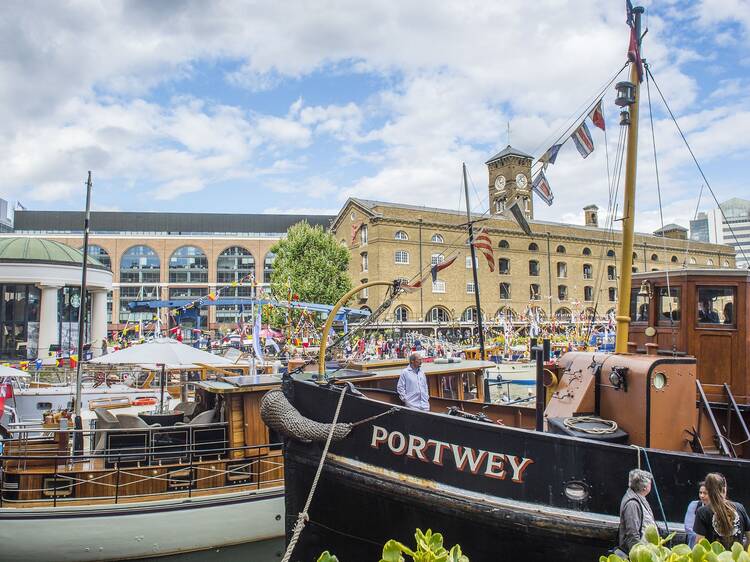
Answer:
[[370, 425, 534, 483]]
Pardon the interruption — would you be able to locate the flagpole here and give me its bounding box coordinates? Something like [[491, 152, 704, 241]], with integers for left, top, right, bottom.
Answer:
[[74, 172, 92, 419], [615, 5, 644, 354], [463, 163, 486, 362]]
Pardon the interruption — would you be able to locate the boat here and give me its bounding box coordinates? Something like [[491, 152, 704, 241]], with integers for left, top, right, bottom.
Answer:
[[0, 374, 285, 561], [277, 7, 750, 561]]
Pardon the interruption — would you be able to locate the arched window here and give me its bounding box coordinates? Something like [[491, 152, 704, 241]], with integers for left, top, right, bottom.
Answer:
[[557, 285, 568, 300], [395, 250, 410, 264], [169, 246, 208, 283], [528, 242, 538, 251], [651, 253, 658, 261], [555, 308, 572, 322], [671, 255, 678, 263], [582, 247, 592, 256], [498, 239, 510, 249], [495, 307, 517, 322], [216, 247, 254, 323], [723, 259, 730, 268], [217, 246, 255, 284], [584, 286, 594, 301], [707, 258, 714, 266], [689, 257, 696, 265], [395, 230, 408, 241], [120, 245, 160, 283], [530, 284, 541, 300], [427, 306, 450, 323], [632, 252, 638, 260], [499, 282, 511, 300], [461, 307, 483, 323], [556, 245, 566, 254], [607, 249, 616, 258], [529, 260, 540, 276], [263, 252, 276, 284], [83, 245, 111, 270], [431, 234, 444, 244], [394, 305, 409, 322]]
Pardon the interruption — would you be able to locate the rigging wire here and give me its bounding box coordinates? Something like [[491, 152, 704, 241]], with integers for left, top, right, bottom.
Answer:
[[644, 62, 677, 355], [682, 184, 704, 267], [644, 64, 749, 268]]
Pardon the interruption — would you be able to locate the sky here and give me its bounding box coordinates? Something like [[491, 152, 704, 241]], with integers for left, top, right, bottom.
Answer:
[[1, 0, 748, 233]]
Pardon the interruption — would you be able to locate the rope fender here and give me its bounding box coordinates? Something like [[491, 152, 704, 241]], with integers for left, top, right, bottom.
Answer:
[[261, 388, 352, 443]]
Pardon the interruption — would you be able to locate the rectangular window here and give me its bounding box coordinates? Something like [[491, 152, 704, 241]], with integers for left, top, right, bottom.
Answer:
[[558, 285, 568, 300], [395, 250, 409, 265], [697, 286, 735, 326], [657, 287, 681, 322], [629, 288, 650, 322], [360, 225, 368, 245], [607, 265, 617, 281], [361, 287, 369, 299], [466, 282, 475, 294], [432, 280, 446, 293], [499, 283, 511, 300], [529, 261, 540, 276], [583, 264, 593, 279], [557, 262, 567, 278], [584, 286, 594, 302], [361, 252, 368, 272], [465, 256, 478, 269], [530, 284, 540, 300], [608, 287, 617, 302], [431, 253, 444, 266], [498, 258, 510, 275]]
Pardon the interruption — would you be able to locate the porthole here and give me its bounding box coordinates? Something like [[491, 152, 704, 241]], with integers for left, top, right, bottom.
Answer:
[[653, 372, 667, 390], [564, 481, 589, 502]]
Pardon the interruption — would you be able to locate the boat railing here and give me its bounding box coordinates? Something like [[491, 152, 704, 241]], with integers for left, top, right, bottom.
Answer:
[[696, 380, 733, 456], [0, 427, 283, 507]]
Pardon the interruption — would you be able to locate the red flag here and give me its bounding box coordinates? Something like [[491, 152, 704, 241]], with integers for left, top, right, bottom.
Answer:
[[431, 255, 457, 282], [588, 98, 605, 131], [400, 274, 430, 293], [472, 229, 495, 272]]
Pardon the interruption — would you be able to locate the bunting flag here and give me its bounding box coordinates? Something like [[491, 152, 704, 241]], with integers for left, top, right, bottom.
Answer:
[[471, 229, 495, 272], [626, 0, 643, 82], [507, 199, 533, 236], [532, 171, 554, 206], [431, 255, 457, 282], [571, 121, 595, 159], [588, 98, 606, 131], [350, 221, 363, 244], [539, 143, 562, 166]]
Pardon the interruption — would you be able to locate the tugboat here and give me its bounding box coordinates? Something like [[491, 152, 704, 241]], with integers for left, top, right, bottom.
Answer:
[[278, 6, 750, 561]]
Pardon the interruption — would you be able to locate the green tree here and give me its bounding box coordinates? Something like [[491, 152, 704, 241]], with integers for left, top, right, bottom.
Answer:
[[269, 221, 353, 312]]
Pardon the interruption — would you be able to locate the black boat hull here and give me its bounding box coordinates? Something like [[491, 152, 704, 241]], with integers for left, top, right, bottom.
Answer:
[[284, 379, 749, 561]]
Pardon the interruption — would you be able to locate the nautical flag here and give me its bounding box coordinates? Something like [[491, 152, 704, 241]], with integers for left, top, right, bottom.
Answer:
[[532, 171, 554, 206], [507, 199, 533, 236], [539, 143, 562, 166], [252, 307, 264, 362], [571, 121, 595, 159], [471, 229, 495, 272], [626, 0, 643, 82], [431, 255, 457, 283], [588, 98, 606, 131]]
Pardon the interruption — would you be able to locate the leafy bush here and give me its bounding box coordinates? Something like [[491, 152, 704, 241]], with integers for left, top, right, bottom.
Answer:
[[317, 528, 468, 562], [601, 525, 750, 562]]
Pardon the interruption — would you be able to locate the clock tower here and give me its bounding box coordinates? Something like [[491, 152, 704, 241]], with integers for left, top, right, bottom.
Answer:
[[486, 145, 534, 220]]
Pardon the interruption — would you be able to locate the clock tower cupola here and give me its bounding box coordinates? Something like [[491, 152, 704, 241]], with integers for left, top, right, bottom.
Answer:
[[486, 145, 534, 220]]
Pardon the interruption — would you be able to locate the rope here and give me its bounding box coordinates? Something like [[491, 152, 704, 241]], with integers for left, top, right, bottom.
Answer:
[[630, 445, 670, 533], [350, 406, 399, 427], [562, 416, 618, 435], [281, 385, 348, 562]]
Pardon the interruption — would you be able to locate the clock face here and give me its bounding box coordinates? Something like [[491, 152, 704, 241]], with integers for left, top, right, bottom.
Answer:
[[516, 173, 528, 189], [494, 175, 506, 191]]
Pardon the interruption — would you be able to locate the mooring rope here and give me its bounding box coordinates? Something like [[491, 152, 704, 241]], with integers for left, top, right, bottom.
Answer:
[[630, 444, 670, 534], [281, 385, 349, 562], [350, 406, 398, 427]]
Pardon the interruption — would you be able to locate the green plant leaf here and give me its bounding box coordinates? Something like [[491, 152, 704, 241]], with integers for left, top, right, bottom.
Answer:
[[671, 544, 692, 556], [381, 539, 407, 562], [645, 525, 660, 545], [712, 542, 727, 554], [316, 551, 339, 562], [692, 543, 708, 562], [731, 543, 744, 560]]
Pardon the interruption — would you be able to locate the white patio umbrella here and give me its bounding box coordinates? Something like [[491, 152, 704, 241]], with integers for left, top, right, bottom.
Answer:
[[89, 338, 233, 411], [0, 365, 30, 378]]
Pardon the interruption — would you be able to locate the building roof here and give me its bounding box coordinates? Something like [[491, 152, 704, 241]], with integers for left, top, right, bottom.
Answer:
[[485, 145, 534, 164], [0, 237, 105, 267], [653, 223, 688, 234], [12, 210, 334, 235]]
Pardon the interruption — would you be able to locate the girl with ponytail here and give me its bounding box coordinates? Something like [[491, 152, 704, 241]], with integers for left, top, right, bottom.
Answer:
[[693, 473, 750, 548]]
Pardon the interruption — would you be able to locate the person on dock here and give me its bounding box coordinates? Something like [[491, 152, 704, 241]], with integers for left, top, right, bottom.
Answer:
[[397, 353, 429, 411], [618, 469, 657, 553], [683, 481, 708, 547], [693, 472, 750, 549]]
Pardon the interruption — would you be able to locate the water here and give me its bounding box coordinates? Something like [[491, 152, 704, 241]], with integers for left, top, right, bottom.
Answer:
[[146, 538, 284, 561]]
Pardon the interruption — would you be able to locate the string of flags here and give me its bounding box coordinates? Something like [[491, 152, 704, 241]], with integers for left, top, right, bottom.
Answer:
[[533, 96, 607, 206], [167, 272, 256, 317]]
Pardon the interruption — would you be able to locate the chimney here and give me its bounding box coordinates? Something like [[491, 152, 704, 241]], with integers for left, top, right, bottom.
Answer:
[[584, 205, 599, 227]]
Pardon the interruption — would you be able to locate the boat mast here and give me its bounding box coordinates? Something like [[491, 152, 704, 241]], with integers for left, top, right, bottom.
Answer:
[[74, 171, 93, 417], [614, 6, 644, 354], [463, 163, 486, 359]]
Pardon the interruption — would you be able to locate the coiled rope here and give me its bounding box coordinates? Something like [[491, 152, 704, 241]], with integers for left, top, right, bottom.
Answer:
[[563, 416, 618, 435], [281, 385, 348, 562]]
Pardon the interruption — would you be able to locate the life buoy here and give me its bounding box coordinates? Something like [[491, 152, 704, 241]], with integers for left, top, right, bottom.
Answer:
[[132, 397, 158, 406]]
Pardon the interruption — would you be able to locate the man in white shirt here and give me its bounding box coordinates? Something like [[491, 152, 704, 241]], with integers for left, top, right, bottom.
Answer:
[[397, 353, 430, 411]]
